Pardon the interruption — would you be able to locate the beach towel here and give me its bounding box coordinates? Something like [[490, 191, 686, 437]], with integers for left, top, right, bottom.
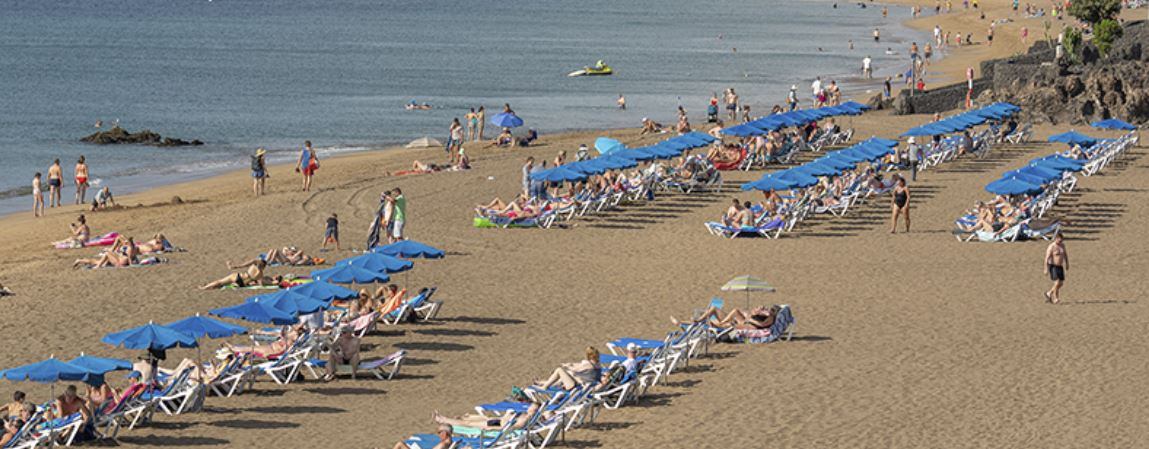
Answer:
[[54, 232, 119, 249], [219, 278, 312, 290], [726, 306, 794, 344]]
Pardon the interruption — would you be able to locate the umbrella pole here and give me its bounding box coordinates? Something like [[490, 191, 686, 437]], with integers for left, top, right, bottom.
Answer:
[[196, 345, 205, 413], [49, 383, 56, 446], [746, 289, 750, 311]]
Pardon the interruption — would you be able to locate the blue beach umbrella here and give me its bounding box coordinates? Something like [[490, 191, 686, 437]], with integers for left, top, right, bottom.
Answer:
[[530, 166, 587, 183], [749, 117, 785, 131], [102, 322, 197, 351], [1091, 119, 1136, 131], [1033, 155, 1085, 172], [720, 124, 768, 137], [863, 137, 899, 147], [338, 252, 414, 274], [373, 240, 445, 259], [826, 147, 872, 163], [1018, 164, 1065, 181], [814, 155, 857, 171], [673, 134, 712, 147], [1047, 131, 1098, 146], [490, 113, 523, 128], [901, 124, 942, 137], [741, 173, 798, 192], [1000, 170, 1048, 185], [594, 137, 625, 155], [166, 314, 249, 340], [246, 293, 328, 316], [311, 264, 390, 284], [985, 177, 1044, 196], [210, 301, 297, 325], [793, 162, 842, 177], [67, 354, 133, 375], [775, 169, 821, 188], [0, 358, 102, 386], [839, 101, 871, 112], [644, 144, 682, 159], [286, 280, 358, 302], [684, 131, 718, 144], [611, 148, 657, 162], [597, 155, 639, 170]]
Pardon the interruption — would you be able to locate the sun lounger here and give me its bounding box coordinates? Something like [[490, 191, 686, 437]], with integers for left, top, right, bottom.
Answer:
[[704, 218, 785, 239], [304, 350, 406, 380], [721, 305, 795, 343]]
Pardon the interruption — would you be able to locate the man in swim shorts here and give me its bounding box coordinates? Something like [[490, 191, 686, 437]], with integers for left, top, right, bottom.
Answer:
[[1044, 233, 1068, 304]]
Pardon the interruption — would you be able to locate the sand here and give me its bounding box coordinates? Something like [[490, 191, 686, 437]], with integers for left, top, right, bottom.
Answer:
[[2, 3, 1148, 449]]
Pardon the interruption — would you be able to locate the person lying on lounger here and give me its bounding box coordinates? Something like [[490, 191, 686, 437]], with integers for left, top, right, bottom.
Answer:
[[533, 347, 602, 390], [161, 354, 236, 382], [391, 425, 454, 449], [673, 305, 779, 331], [72, 236, 139, 269], [432, 401, 546, 433], [226, 324, 304, 359], [200, 258, 273, 289], [475, 195, 544, 220]]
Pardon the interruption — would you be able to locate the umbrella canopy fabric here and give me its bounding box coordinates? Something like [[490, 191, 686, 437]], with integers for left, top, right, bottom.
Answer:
[[165, 314, 249, 340], [611, 148, 658, 162], [246, 293, 328, 316], [775, 169, 821, 188], [67, 354, 132, 375], [490, 112, 523, 128], [594, 137, 625, 155], [1033, 155, 1085, 171], [793, 161, 842, 177], [741, 173, 798, 192], [684, 131, 718, 143], [676, 133, 713, 147], [901, 123, 945, 136], [372, 240, 445, 259], [311, 264, 390, 284], [749, 117, 786, 131], [1091, 119, 1136, 130], [826, 148, 872, 163], [814, 155, 857, 170], [596, 155, 639, 170], [1018, 164, 1065, 181], [210, 301, 297, 325], [102, 323, 197, 351], [839, 101, 871, 112], [1000, 170, 1048, 185], [0, 358, 102, 385], [720, 275, 777, 293], [720, 124, 768, 137], [530, 166, 587, 182], [1047, 131, 1098, 146], [404, 137, 443, 149], [338, 253, 414, 274], [985, 177, 1044, 196], [286, 280, 358, 301], [863, 137, 899, 147]]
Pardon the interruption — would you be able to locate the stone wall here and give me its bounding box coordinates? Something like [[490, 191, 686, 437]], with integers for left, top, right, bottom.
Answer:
[[892, 78, 993, 115]]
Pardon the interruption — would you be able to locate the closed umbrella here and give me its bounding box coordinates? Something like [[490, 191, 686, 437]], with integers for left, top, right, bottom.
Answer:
[[490, 113, 523, 128], [404, 137, 443, 149]]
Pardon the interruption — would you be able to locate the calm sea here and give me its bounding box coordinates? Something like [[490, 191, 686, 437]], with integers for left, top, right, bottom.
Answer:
[[0, 0, 925, 214]]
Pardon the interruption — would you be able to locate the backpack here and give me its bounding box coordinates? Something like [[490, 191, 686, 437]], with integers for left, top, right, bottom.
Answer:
[[251, 155, 263, 171]]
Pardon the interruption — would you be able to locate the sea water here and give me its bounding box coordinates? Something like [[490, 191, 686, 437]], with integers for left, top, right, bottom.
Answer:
[[0, 0, 926, 214]]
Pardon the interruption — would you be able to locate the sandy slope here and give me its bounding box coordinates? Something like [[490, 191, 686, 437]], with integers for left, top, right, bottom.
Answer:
[[2, 3, 1148, 449]]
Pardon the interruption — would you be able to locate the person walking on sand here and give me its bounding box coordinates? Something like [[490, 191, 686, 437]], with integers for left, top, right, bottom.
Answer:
[[251, 148, 268, 197], [1020, 26, 1028, 45], [32, 173, 44, 217], [296, 141, 319, 192], [906, 137, 922, 181], [890, 176, 911, 233], [74, 156, 89, 205], [476, 106, 486, 141], [322, 212, 340, 251], [1044, 233, 1068, 304], [47, 159, 63, 208]]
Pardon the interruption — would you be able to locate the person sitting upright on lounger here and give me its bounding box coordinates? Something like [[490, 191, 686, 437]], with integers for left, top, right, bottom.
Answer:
[[322, 328, 361, 381]]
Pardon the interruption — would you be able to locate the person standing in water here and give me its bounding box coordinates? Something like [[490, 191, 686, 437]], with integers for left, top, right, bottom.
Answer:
[[465, 108, 478, 142], [47, 159, 63, 208], [32, 173, 44, 217], [296, 141, 319, 192], [1044, 233, 1068, 304], [74, 156, 89, 205], [889, 176, 910, 233], [617, 94, 626, 110], [873, 28, 881, 42]]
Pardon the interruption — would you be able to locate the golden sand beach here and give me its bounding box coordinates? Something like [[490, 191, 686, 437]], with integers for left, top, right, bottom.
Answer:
[[1, 3, 1146, 449]]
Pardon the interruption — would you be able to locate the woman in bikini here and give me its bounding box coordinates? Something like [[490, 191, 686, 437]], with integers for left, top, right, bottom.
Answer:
[[673, 305, 777, 331], [226, 324, 304, 358], [890, 176, 911, 233], [199, 258, 271, 289], [375, 284, 407, 318], [431, 401, 545, 433], [73, 235, 138, 268], [74, 156, 89, 205]]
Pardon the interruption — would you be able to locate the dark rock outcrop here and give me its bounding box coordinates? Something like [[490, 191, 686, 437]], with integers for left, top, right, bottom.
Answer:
[[896, 20, 1149, 125], [81, 127, 203, 147]]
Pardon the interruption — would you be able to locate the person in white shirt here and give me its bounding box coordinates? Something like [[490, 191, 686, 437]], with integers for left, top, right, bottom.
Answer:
[[862, 56, 873, 79]]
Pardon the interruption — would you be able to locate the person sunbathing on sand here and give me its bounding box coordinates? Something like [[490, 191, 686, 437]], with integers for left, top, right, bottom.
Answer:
[[492, 128, 514, 147], [640, 117, 664, 135], [73, 236, 139, 269], [133, 233, 174, 254], [200, 258, 272, 289], [673, 305, 778, 331], [229, 247, 317, 268], [62, 215, 91, 248], [533, 347, 601, 390]]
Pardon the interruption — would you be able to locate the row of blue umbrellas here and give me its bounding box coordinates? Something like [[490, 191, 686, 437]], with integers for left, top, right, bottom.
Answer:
[[741, 137, 897, 191], [0, 240, 446, 387], [720, 102, 871, 137], [530, 132, 718, 183], [901, 102, 1020, 137], [985, 154, 1085, 196]]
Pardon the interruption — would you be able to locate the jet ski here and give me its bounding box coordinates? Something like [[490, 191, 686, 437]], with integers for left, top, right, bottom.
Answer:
[[568, 61, 613, 77]]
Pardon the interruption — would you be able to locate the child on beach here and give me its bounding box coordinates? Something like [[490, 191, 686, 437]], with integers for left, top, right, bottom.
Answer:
[[323, 213, 340, 251], [32, 173, 44, 217]]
